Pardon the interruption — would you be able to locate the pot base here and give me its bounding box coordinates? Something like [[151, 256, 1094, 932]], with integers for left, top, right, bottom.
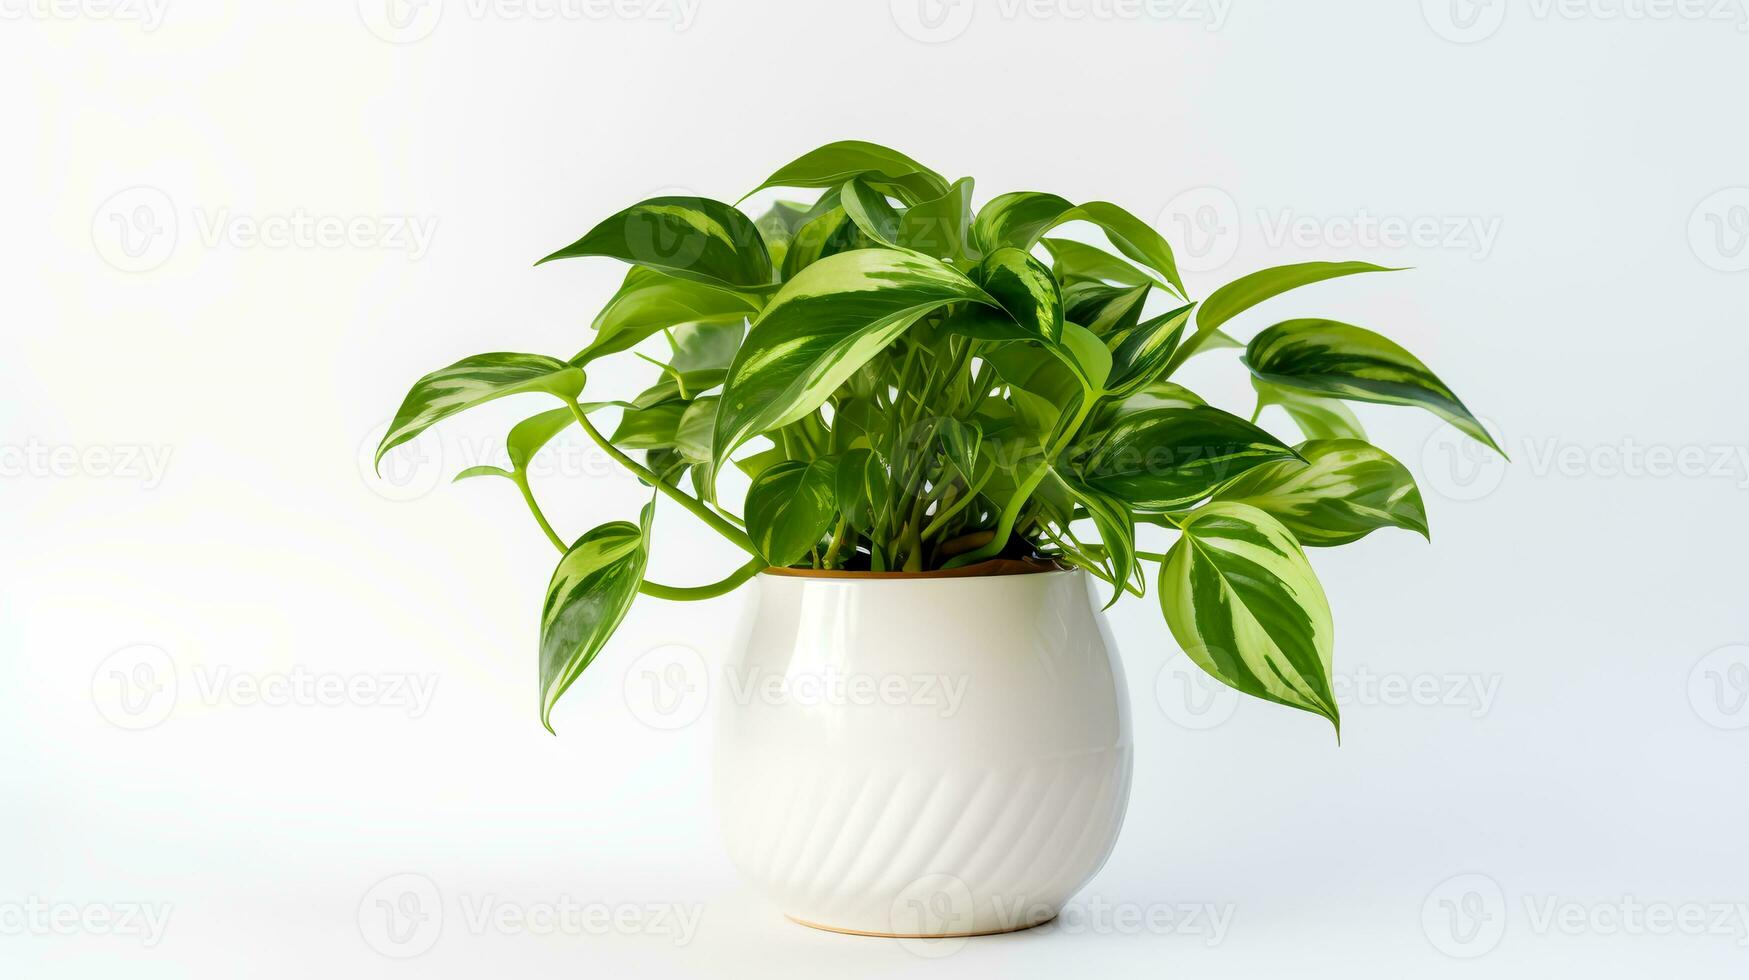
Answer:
[[784, 913, 1058, 939]]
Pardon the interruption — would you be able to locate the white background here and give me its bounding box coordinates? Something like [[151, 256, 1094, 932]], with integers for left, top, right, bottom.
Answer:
[[4, 0, 1748, 975]]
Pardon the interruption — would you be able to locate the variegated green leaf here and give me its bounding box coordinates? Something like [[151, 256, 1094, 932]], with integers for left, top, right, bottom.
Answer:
[[1058, 473, 1136, 608], [1063, 281, 1150, 337], [1214, 439, 1427, 547], [970, 247, 1064, 343], [1042, 237, 1157, 288], [780, 206, 866, 281], [840, 177, 902, 245], [1245, 318, 1501, 454], [538, 196, 773, 292], [1106, 305, 1192, 397], [666, 320, 745, 373], [898, 177, 975, 259], [539, 504, 651, 733], [375, 353, 585, 470], [747, 140, 950, 205], [610, 402, 687, 450], [673, 396, 717, 464], [574, 267, 757, 365], [1162, 502, 1338, 730], [1077, 406, 1299, 511], [1165, 261, 1398, 376], [1253, 378, 1367, 442], [938, 417, 983, 483], [834, 448, 886, 533], [712, 249, 996, 468], [973, 192, 1184, 295], [746, 458, 838, 566]]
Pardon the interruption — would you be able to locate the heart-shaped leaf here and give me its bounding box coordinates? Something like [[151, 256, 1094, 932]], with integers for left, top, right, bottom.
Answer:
[[573, 267, 757, 365], [1215, 438, 1428, 547], [1245, 318, 1501, 454], [712, 249, 996, 469], [539, 505, 651, 732], [745, 458, 838, 566], [1161, 502, 1338, 731], [375, 353, 585, 470], [973, 192, 1184, 295], [971, 247, 1064, 343], [747, 140, 950, 205], [1077, 406, 1299, 511], [539, 196, 773, 292]]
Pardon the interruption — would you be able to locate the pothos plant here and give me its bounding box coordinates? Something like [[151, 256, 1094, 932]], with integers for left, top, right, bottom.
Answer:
[[376, 140, 1501, 736]]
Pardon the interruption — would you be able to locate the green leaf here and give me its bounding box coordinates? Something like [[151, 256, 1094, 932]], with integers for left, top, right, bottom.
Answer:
[[1058, 473, 1136, 609], [1056, 321, 1113, 394], [1042, 237, 1157, 288], [1245, 318, 1501, 454], [610, 402, 686, 450], [834, 448, 886, 533], [1062, 281, 1149, 337], [673, 396, 717, 464], [665, 320, 745, 373], [1105, 305, 1192, 397], [1214, 439, 1428, 547], [779, 206, 866, 281], [840, 177, 902, 245], [1197, 261, 1399, 336], [712, 249, 995, 469], [1076, 406, 1299, 511], [507, 406, 579, 470], [970, 247, 1064, 343], [538, 196, 773, 292], [745, 458, 838, 566], [539, 505, 651, 733], [453, 465, 513, 482], [574, 267, 757, 365], [938, 418, 983, 483], [973, 192, 1183, 295], [1161, 502, 1339, 731], [898, 177, 975, 259], [747, 140, 950, 205], [375, 353, 585, 470], [1252, 379, 1367, 442]]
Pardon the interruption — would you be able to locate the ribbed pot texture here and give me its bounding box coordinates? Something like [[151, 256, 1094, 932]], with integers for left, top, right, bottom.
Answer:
[[713, 567, 1133, 937]]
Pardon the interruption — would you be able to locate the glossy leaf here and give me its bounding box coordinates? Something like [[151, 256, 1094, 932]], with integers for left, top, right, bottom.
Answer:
[[1197, 261, 1399, 336], [712, 248, 995, 468], [747, 139, 950, 205], [375, 353, 585, 469], [779, 206, 866, 281], [610, 402, 687, 450], [1106, 305, 1192, 397], [839, 177, 902, 245], [746, 458, 838, 566], [1253, 378, 1366, 442], [971, 247, 1064, 343], [539, 505, 651, 732], [1062, 281, 1149, 337], [898, 177, 975, 258], [1076, 406, 1299, 511], [1059, 474, 1136, 608], [1215, 439, 1428, 547], [1161, 502, 1339, 730], [1245, 318, 1501, 453], [538, 196, 773, 292], [973, 192, 1183, 295], [834, 448, 887, 533], [575, 267, 757, 364], [1042, 237, 1156, 288]]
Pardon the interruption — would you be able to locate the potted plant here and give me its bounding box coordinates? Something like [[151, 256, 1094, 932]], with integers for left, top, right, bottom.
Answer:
[[375, 140, 1500, 938]]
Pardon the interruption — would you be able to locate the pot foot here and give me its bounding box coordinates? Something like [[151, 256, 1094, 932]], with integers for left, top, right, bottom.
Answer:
[[783, 913, 1057, 939]]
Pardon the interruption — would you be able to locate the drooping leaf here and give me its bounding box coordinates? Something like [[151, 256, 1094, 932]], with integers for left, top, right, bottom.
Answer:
[[375, 353, 585, 469], [1245, 318, 1501, 454], [779, 206, 866, 281], [899, 177, 976, 259], [1214, 439, 1428, 547], [574, 267, 757, 365], [539, 505, 651, 732], [839, 177, 903, 245], [745, 458, 838, 566], [1105, 305, 1192, 397], [1076, 406, 1299, 511], [972, 193, 1184, 295], [970, 247, 1064, 343], [1055, 321, 1114, 394], [538, 196, 773, 292], [610, 402, 687, 450], [1042, 237, 1157, 288], [1252, 378, 1367, 442], [1058, 473, 1136, 608], [711, 249, 996, 469], [1161, 502, 1339, 731], [1062, 281, 1149, 337], [747, 140, 950, 205]]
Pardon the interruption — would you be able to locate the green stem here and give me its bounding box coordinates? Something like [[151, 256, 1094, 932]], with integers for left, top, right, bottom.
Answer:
[[566, 399, 759, 557], [822, 515, 850, 569], [638, 557, 766, 601], [943, 394, 1099, 569], [515, 472, 567, 553]]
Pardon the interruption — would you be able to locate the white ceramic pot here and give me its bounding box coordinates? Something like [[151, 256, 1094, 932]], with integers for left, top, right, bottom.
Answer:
[[713, 565, 1133, 938]]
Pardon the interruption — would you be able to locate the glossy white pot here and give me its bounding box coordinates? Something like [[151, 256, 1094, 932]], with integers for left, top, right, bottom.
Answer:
[[713, 564, 1133, 938]]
